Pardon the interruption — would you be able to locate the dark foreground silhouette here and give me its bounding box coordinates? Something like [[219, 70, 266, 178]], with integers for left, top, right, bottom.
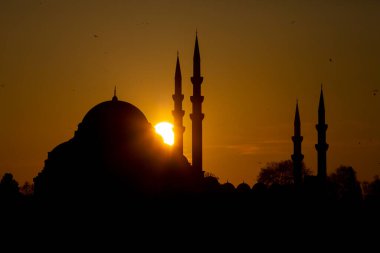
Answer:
[[0, 96, 378, 235], [1, 171, 379, 248]]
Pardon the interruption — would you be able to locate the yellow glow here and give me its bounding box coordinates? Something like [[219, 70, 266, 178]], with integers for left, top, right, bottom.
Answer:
[[155, 122, 174, 146]]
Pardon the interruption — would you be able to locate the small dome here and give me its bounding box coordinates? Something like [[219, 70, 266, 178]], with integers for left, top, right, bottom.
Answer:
[[236, 182, 251, 193], [220, 182, 235, 193], [252, 182, 267, 192]]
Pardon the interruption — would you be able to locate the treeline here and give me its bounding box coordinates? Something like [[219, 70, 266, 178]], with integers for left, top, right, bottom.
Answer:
[[202, 160, 380, 208], [1, 160, 380, 209]]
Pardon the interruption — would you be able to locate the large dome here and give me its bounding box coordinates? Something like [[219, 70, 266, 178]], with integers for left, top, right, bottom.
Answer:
[[82, 96, 148, 125], [75, 95, 151, 142]]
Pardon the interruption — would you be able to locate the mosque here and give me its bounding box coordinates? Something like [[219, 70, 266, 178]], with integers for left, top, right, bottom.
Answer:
[[33, 34, 205, 199], [33, 32, 329, 200], [292, 87, 329, 189]]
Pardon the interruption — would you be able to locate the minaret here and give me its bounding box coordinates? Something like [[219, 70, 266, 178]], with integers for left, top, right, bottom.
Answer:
[[172, 53, 185, 155], [315, 87, 328, 182], [291, 101, 304, 188], [190, 33, 204, 177]]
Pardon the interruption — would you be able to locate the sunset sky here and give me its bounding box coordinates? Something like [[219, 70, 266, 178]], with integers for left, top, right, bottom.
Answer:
[[1, 0, 379, 186]]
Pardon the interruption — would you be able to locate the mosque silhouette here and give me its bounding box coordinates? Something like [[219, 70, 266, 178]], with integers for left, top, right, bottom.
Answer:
[[33, 34, 205, 200], [33, 34, 329, 201]]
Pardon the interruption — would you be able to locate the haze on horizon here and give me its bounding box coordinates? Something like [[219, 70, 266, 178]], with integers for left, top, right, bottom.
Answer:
[[0, 0, 379, 186]]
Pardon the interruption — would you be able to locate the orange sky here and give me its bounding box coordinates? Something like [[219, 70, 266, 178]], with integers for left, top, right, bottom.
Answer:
[[1, 0, 380, 186]]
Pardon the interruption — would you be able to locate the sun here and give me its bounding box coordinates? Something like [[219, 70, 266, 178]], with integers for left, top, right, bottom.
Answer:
[[155, 122, 174, 146]]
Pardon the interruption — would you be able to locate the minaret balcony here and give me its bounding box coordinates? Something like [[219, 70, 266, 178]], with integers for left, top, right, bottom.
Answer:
[[315, 124, 328, 131], [172, 110, 185, 117], [190, 113, 205, 120], [190, 95, 204, 103], [191, 76, 204, 84], [172, 94, 184, 101]]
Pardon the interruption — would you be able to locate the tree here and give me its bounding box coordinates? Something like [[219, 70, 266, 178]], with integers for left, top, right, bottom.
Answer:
[[329, 166, 362, 204], [0, 173, 20, 200], [257, 160, 311, 187], [362, 175, 380, 205], [20, 181, 34, 196], [202, 174, 220, 193]]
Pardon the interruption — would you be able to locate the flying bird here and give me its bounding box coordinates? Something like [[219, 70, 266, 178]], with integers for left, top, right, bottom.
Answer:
[[329, 58, 333, 63], [136, 22, 150, 26], [93, 34, 99, 38], [372, 89, 378, 96]]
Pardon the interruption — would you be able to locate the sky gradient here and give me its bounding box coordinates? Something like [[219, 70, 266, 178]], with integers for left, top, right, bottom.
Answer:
[[1, 0, 379, 185]]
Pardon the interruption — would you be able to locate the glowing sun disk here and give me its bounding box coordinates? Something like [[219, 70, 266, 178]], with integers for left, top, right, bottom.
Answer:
[[155, 122, 174, 146]]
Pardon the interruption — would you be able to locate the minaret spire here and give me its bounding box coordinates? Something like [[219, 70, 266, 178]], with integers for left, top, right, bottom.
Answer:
[[294, 100, 301, 136], [316, 86, 328, 183], [193, 33, 201, 77], [112, 86, 118, 101], [318, 86, 325, 124], [175, 54, 182, 92], [292, 101, 304, 188], [190, 32, 204, 178], [172, 53, 185, 156]]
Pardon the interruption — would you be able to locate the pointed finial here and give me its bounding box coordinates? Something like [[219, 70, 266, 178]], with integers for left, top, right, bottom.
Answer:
[[320, 83, 324, 97], [318, 84, 325, 115], [294, 99, 301, 134], [175, 52, 182, 83], [295, 100, 300, 113], [177, 50, 179, 57], [319, 83, 324, 102], [112, 86, 118, 101], [196, 28, 198, 36]]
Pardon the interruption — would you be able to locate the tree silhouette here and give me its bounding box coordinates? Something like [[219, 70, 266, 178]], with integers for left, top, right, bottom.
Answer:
[[202, 174, 220, 193], [363, 175, 380, 207], [257, 160, 311, 187], [329, 166, 362, 204], [0, 173, 20, 200], [20, 181, 34, 196]]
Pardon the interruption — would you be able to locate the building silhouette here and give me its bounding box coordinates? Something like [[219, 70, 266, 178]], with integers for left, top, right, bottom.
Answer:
[[291, 101, 303, 188], [29, 34, 333, 201], [190, 33, 205, 178], [29, 31, 336, 202], [32, 34, 208, 200], [172, 53, 185, 156], [292, 88, 329, 194], [315, 87, 328, 183], [33, 91, 195, 199]]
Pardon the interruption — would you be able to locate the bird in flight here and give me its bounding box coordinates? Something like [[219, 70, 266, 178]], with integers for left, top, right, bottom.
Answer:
[[136, 22, 150, 26], [93, 34, 99, 38], [373, 89, 378, 96]]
